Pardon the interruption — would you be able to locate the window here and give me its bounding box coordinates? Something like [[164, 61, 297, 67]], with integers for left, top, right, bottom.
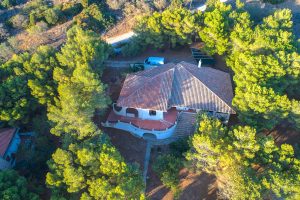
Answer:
[[113, 104, 122, 112], [126, 108, 138, 117], [145, 58, 150, 64], [149, 110, 156, 116]]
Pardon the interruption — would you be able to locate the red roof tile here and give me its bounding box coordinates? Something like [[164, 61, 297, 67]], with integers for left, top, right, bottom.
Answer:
[[117, 61, 235, 114], [0, 128, 16, 157]]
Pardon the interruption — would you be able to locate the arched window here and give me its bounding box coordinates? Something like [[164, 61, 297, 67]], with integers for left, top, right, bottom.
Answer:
[[126, 108, 138, 117]]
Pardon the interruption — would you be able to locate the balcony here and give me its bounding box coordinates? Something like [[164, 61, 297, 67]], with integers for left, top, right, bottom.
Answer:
[[106, 107, 178, 131]]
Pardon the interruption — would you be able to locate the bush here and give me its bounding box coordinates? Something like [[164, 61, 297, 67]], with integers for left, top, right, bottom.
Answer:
[[44, 7, 63, 25], [9, 14, 29, 29], [75, 3, 115, 32], [153, 154, 183, 198], [7, 36, 21, 52], [24, 0, 49, 26], [1, 0, 16, 8], [27, 21, 48, 35], [62, 2, 83, 17]]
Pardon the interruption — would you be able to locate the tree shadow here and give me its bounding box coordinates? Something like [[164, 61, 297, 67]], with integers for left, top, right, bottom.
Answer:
[[179, 172, 218, 200]]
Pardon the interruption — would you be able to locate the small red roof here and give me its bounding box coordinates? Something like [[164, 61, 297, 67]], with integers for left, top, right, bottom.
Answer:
[[0, 128, 16, 157]]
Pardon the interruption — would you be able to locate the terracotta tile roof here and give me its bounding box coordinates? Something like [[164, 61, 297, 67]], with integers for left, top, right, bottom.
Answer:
[[117, 61, 235, 114], [0, 128, 16, 157]]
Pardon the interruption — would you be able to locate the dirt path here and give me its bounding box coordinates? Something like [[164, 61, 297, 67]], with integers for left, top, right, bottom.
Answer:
[[105, 31, 136, 46], [143, 141, 152, 183]]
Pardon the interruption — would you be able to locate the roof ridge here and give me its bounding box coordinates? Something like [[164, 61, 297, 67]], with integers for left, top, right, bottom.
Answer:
[[118, 67, 176, 106], [179, 61, 230, 76], [174, 65, 235, 113]]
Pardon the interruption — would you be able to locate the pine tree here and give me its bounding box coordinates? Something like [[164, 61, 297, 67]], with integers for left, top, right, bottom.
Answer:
[[199, 1, 232, 55], [46, 135, 145, 199], [0, 53, 36, 126], [48, 26, 111, 140], [0, 170, 39, 200], [186, 115, 300, 199]]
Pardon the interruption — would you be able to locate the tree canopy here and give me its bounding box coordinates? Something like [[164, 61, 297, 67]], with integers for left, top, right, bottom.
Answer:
[[45, 26, 145, 199], [46, 135, 145, 199], [0, 53, 35, 126], [186, 115, 300, 200], [0, 170, 39, 200], [199, 1, 232, 55], [200, 1, 300, 130], [134, 7, 199, 49], [47, 26, 111, 140]]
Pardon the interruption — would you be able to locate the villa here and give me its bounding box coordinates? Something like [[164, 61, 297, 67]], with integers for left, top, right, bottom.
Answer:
[[103, 61, 235, 141]]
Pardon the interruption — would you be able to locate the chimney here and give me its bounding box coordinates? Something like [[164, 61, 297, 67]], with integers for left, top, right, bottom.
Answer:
[[198, 59, 202, 68]]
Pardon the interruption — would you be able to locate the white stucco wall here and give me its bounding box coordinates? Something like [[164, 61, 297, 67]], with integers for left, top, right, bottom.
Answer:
[[136, 108, 163, 120], [113, 104, 163, 120], [176, 107, 190, 111], [102, 121, 177, 140]]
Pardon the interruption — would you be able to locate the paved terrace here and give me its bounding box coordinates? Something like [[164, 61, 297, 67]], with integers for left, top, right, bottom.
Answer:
[[106, 108, 178, 130]]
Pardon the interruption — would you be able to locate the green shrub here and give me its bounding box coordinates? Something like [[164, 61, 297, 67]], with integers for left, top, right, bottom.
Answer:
[[7, 36, 21, 52], [44, 7, 63, 25], [153, 154, 183, 198], [29, 12, 37, 26], [81, 0, 90, 8], [1, 0, 16, 8], [25, 0, 49, 26], [62, 2, 83, 17], [75, 3, 115, 32], [9, 14, 29, 29], [26, 21, 48, 35]]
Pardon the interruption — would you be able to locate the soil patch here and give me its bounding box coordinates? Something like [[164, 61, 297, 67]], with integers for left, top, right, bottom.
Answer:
[[104, 127, 147, 168], [265, 122, 300, 146]]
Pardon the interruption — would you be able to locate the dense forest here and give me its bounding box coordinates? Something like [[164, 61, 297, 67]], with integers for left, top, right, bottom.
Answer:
[[0, 0, 299, 199]]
